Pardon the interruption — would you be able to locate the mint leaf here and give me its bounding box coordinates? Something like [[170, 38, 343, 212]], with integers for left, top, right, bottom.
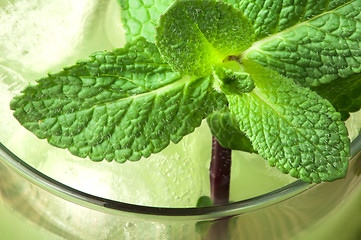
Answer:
[[227, 61, 350, 183], [232, 0, 354, 40], [195, 196, 214, 235], [207, 109, 256, 153], [196, 196, 213, 207], [242, 1, 361, 87], [10, 38, 226, 162], [118, 0, 174, 42], [312, 73, 361, 120], [155, 0, 254, 76], [212, 63, 255, 94]]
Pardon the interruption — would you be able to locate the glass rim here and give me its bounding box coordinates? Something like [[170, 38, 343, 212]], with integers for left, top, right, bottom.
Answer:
[[1, 133, 361, 220]]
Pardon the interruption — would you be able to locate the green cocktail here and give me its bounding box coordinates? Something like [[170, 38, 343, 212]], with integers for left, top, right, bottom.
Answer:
[[1, 0, 361, 239]]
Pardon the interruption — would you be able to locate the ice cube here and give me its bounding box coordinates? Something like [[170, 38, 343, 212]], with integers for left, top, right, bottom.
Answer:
[[0, 0, 111, 78]]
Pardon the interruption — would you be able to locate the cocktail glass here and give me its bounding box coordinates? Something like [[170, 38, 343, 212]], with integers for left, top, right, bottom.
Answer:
[[1, 0, 361, 239]]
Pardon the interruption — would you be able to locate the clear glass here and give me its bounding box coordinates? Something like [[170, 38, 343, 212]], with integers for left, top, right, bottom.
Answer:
[[1, 134, 361, 239], [1, 0, 361, 239]]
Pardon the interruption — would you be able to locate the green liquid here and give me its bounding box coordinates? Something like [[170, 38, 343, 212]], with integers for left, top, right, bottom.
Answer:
[[0, 0, 301, 208], [1, 0, 361, 239]]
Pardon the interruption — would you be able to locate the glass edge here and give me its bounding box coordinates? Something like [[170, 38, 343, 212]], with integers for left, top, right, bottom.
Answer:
[[0, 133, 360, 220]]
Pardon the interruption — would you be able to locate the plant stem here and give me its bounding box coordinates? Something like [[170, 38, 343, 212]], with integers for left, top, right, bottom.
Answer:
[[205, 218, 231, 240], [204, 137, 232, 240], [209, 136, 232, 205]]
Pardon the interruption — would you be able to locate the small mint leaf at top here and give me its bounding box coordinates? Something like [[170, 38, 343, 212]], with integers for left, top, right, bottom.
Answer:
[[227, 60, 350, 183], [241, 1, 361, 87], [118, 0, 174, 42], [212, 62, 255, 95], [10, 37, 227, 163], [312, 73, 361, 121], [155, 0, 255, 76], [207, 109, 256, 153]]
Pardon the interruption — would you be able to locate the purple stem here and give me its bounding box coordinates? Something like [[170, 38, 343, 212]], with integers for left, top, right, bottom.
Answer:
[[209, 136, 232, 205], [204, 137, 232, 240], [205, 218, 230, 240]]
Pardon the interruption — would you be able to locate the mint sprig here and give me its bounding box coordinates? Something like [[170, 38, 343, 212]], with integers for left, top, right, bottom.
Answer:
[[10, 0, 361, 184]]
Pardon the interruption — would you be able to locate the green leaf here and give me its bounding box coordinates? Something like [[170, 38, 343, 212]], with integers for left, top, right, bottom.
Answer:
[[312, 73, 361, 121], [10, 37, 227, 163], [195, 221, 213, 236], [155, 0, 255, 76], [195, 195, 214, 235], [118, 0, 174, 42], [212, 63, 255, 94], [232, 0, 353, 40], [241, 0, 361, 87], [196, 196, 213, 207], [207, 109, 256, 153], [227, 60, 350, 183], [221, 0, 240, 5]]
